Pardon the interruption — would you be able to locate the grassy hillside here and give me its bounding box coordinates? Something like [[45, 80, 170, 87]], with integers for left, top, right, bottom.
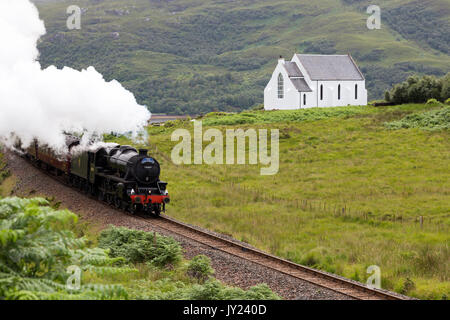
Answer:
[[33, 0, 450, 114], [107, 103, 450, 299]]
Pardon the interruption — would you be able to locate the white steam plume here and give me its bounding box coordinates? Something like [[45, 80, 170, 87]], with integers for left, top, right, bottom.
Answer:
[[0, 0, 151, 153]]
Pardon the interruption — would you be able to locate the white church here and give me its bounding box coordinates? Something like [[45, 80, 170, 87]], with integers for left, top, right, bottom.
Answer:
[[264, 54, 367, 110]]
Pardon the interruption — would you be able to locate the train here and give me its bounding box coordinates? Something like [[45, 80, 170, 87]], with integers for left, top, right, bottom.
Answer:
[[22, 136, 170, 216]]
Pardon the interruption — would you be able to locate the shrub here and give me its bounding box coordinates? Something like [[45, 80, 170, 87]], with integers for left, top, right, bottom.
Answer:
[[98, 226, 182, 267], [386, 74, 448, 104], [187, 255, 214, 282], [441, 73, 450, 101], [445, 98, 450, 105], [188, 280, 223, 300], [251, 104, 264, 111], [426, 98, 439, 105], [300, 247, 328, 267], [385, 106, 450, 130], [185, 280, 280, 300], [0, 197, 131, 300], [150, 236, 183, 267], [395, 278, 416, 295]]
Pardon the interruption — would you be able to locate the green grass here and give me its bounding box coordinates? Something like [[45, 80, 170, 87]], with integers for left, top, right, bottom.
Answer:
[[108, 103, 450, 299], [0, 150, 8, 182], [0, 149, 14, 197]]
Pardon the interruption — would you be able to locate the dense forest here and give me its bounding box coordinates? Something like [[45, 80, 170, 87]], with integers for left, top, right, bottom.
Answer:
[[34, 0, 450, 114]]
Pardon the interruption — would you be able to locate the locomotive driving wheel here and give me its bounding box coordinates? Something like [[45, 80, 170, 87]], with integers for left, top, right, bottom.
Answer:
[[106, 194, 113, 205], [98, 190, 105, 202], [129, 203, 138, 215], [153, 204, 161, 217], [120, 200, 129, 211], [114, 196, 122, 209]]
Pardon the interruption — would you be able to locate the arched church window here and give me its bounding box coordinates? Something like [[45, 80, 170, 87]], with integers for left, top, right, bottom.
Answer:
[[278, 73, 284, 99]]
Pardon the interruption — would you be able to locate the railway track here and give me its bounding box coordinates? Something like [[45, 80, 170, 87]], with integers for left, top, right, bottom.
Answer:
[[140, 215, 407, 300], [19, 152, 409, 300]]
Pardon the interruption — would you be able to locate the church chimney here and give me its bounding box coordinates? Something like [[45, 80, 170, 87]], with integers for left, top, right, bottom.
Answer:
[[278, 55, 285, 64]]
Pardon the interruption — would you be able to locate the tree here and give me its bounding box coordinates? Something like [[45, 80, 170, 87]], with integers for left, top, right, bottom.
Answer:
[[386, 74, 447, 104], [441, 73, 450, 101]]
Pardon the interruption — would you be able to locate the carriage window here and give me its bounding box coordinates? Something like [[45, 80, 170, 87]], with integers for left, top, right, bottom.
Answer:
[[278, 73, 284, 99]]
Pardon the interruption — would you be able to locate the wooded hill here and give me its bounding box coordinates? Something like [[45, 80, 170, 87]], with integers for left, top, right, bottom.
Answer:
[[34, 0, 450, 114]]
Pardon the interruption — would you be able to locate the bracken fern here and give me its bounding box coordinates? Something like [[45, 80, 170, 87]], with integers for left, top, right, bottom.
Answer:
[[0, 197, 134, 300]]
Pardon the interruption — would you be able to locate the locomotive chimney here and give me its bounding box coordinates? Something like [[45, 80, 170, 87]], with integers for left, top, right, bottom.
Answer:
[[139, 149, 148, 156]]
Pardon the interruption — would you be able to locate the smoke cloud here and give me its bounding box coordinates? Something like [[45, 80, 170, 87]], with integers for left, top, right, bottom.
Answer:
[[0, 0, 151, 153]]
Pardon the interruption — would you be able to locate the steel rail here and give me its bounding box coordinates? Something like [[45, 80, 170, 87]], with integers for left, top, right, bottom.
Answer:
[[142, 215, 408, 300]]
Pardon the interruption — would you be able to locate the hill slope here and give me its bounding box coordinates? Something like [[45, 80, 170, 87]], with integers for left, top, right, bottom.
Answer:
[[34, 0, 450, 114]]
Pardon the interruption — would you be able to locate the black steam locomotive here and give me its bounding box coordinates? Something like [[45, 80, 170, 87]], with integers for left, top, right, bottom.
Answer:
[[24, 136, 169, 215]]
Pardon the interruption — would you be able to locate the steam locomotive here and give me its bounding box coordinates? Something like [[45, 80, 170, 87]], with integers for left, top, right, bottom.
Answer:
[[23, 136, 170, 216]]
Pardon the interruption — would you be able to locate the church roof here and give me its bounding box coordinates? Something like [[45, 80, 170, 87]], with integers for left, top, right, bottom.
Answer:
[[291, 78, 312, 92], [295, 54, 364, 81], [283, 62, 304, 77], [282, 61, 311, 92]]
